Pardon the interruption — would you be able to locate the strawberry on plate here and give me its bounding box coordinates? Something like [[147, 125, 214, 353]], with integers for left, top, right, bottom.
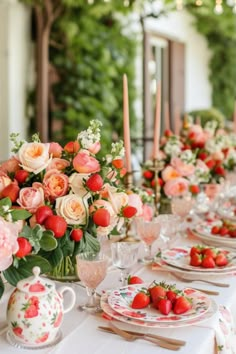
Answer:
[[215, 252, 228, 267], [148, 282, 167, 303], [128, 275, 144, 285], [173, 296, 192, 315], [201, 255, 215, 268], [131, 289, 150, 309], [157, 298, 172, 315]]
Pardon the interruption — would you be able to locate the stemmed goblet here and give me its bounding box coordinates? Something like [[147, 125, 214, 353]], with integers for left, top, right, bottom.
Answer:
[[76, 252, 108, 313], [156, 214, 180, 249], [135, 217, 161, 263], [171, 193, 195, 233], [110, 242, 140, 286]]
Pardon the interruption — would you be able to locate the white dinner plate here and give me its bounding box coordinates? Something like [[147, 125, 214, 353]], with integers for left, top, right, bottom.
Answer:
[[107, 284, 211, 323], [161, 246, 236, 273], [101, 291, 217, 329]]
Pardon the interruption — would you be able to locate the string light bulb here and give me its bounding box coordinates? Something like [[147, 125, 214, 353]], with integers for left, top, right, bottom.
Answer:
[[214, 0, 223, 14], [195, 0, 203, 6]]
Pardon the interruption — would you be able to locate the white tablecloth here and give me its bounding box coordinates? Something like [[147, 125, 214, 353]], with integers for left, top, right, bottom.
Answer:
[[1, 236, 236, 354]]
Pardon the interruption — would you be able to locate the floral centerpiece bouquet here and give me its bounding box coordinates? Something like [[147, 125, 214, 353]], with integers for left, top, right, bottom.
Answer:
[[0, 120, 143, 299]]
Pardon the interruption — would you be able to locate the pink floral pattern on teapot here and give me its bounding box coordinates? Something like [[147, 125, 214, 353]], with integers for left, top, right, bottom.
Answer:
[[7, 266, 76, 346]]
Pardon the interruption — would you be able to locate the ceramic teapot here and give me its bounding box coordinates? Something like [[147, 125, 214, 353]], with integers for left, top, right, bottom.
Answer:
[[6, 266, 76, 347]]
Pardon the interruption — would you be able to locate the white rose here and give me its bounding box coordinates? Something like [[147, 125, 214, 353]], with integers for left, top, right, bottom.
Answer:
[[18, 142, 51, 174], [55, 194, 89, 225], [69, 173, 90, 197]]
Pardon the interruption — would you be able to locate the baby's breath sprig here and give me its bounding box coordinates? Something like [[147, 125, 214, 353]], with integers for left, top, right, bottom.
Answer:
[[10, 133, 25, 154], [31, 133, 41, 143], [111, 141, 125, 159]]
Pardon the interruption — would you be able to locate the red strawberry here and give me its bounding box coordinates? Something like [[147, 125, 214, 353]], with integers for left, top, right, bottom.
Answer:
[[211, 225, 220, 235], [229, 229, 236, 237], [215, 252, 228, 267], [24, 305, 38, 318], [201, 247, 217, 259], [12, 326, 23, 338], [122, 206, 137, 218], [149, 284, 166, 303], [1, 183, 20, 203], [15, 237, 32, 258], [214, 165, 225, 176], [112, 159, 124, 169], [86, 174, 103, 192], [143, 170, 154, 180], [128, 275, 144, 285], [189, 185, 200, 195], [64, 141, 80, 153], [35, 205, 53, 225], [131, 290, 150, 309], [173, 296, 192, 314], [158, 298, 172, 315], [201, 255, 215, 268], [93, 208, 110, 227], [70, 229, 83, 242], [219, 226, 229, 236], [164, 129, 173, 137], [190, 246, 202, 257], [15, 170, 29, 184], [198, 152, 208, 161], [44, 215, 67, 238], [205, 159, 216, 169], [166, 290, 178, 304], [190, 253, 202, 267]]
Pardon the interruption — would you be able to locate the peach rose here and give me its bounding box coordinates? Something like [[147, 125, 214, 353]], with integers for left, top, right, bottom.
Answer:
[[18, 142, 51, 174], [0, 157, 20, 174], [0, 217, 19, 271], [164, 177, 190, 197], [17, 184, 45, 212], [171, 157, 195, 177], [88, 141, 101, 154], [47, 158, 70, 172], [49, 142, 63, 158], [0, 173, 12, 196], [43, 170, 69, 200], [55, 194, 89, 225], [108, 191, 129, 214], [69, 173, 90, 197], [162, 166, 181, 182], [73, 150, 100, 174]]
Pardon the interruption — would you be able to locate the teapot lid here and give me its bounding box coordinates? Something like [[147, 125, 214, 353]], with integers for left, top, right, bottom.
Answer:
[[17, 266, 55, 295]]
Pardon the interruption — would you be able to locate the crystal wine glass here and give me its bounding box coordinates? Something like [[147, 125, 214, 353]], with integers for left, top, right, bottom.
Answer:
[[157, 214, 180, 249], [110, 242, 140, 286], [76, 252, 108, 313], [135, 217, 161, 263]]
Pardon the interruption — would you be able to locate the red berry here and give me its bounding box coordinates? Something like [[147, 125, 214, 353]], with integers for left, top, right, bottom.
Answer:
[[229, 229, 236, 237], [35, 205, 53, 225], [173, 296, 192, 314], [143, 170, 154, 180], [92, 208, 110, 227], [219, 226, 229, 236], [86, 174, 103, 192], [70, 229, 83, 242], [1, 183, 20, 203], [44, 215, 67, 238], [215, 252, 228, 267], [131, 291, 150, 309], [15, 170, 29, 184], [128, 275, 144, 285], [201, 255, 215, 268], [211, 225, 220, 235], [190, 253, 202, 267], [214, 165, 225, 176], [189, 185, 200, 195], [112, 159, 124, 169], [158, 298, 172, 315], [122, 206, 137, 218], [15, 237, 32, 258]]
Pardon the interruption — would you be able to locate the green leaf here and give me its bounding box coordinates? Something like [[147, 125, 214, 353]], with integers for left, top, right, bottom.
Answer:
[[46, 247, 64, 268], [0, 197, 12, 209], [11, 209, 32, 221], [40, 234, 58, 251], [0, 276, 4, 299], [3, 255, 51, 287]]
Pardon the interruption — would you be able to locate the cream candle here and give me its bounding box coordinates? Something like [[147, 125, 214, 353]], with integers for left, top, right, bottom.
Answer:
[[123, 74, 132, 173], [153, 82, 161, 159]]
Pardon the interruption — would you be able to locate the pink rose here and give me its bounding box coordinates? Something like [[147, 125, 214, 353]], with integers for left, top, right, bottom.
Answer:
[[43, 170, 69, 200], [18, 142, 51, 174], [73, 150, 100, 173], [56, 194, 89, 225], [17, 184, 45, 212], [196, 159, 209, 172], [0, 157, 20, 174], [88, 142, 101, 154], [164, 177, 190, 197], [162, 166, 181, 182], [171, 157, 195, 177], [0, 217, 19, 271], [47, 158, 70, 172], [49, 142, 63, 158], [0, 173, 12, 196], [141, 203, 154, 221]]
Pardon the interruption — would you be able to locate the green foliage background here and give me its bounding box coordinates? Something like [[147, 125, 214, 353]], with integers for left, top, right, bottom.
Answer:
[[49, 2, 137, 150]]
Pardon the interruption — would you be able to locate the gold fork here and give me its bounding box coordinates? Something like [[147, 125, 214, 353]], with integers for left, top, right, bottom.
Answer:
[[106, 322, 182, 350], [170, 272, 229, 287]]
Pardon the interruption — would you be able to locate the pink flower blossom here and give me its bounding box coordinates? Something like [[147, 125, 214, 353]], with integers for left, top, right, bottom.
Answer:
[[171, 157, 195, 177], [164, 177, 190, 197], [43, 170, 69, 200], [73, 150, 100, 173], [17, 184, 45, 213], [0, 217, 19, 271]]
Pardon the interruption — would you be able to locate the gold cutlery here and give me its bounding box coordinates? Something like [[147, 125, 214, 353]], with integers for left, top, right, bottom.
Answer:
[[190, 288, 219, 295], [98, 322, 182, 350], [98, 325, 186, 346]]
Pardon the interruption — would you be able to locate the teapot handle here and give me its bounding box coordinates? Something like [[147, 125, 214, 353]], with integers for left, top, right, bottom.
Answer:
[[58, 286, 76, 314]]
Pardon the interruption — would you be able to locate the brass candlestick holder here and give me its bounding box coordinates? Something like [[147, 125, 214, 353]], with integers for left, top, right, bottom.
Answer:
[[150, 158, 164, 217], [124, 171, 133, 239]]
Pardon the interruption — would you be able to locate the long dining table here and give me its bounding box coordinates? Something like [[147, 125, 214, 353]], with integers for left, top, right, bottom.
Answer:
[[0, 231, 236, 354]]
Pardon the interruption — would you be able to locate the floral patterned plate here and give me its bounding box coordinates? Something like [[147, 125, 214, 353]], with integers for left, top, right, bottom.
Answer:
[[101, 291, 217, 328], [161, 246, 236, 273], [193, 222, 236, 249], [216, 201, 236, 222], [107, 284, 211, 323]]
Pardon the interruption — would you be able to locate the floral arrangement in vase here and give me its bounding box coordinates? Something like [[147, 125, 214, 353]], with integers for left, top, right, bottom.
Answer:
[[0, 120, 144, 298]]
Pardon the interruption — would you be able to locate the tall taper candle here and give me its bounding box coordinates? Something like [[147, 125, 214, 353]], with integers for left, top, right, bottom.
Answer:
[[153, 82, 161, 159], [123, 74, 132, 173]]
